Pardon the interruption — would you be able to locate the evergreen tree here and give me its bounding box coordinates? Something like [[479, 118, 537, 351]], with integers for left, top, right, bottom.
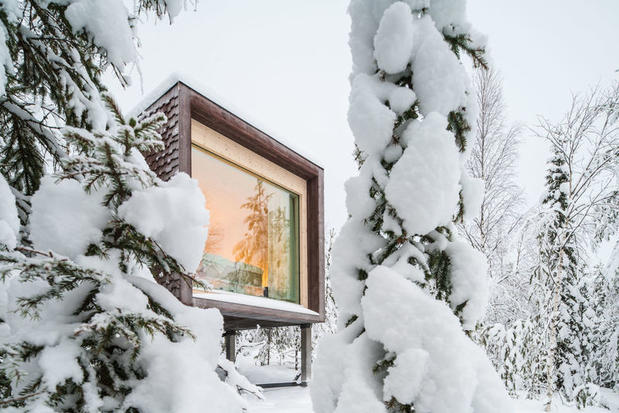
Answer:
[[534, 84, 619, 409], [0, 1, 250, 411], [311, 2, 511, 412], [588, 261, 618, 392], [475, 319, 546, 398], [0, 99, 245, 411]]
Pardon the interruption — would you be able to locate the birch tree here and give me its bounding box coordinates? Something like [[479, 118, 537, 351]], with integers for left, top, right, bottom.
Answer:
[[535, 83, 619, 409], [460, 67, 525, 325]]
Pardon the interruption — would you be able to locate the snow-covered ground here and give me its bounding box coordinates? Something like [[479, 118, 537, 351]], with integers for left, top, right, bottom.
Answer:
[[245, 385, 619, 413], [242, 366, 619, 413], [246, 387, 312, 413]]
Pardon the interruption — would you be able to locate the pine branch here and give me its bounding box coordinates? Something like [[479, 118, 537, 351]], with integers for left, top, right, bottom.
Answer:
[[443, 32, 488, 70]]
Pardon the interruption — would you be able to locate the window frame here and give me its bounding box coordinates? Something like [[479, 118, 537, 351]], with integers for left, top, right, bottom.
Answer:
[[146, 81, 325, 329], [189, 128, 305, 306]]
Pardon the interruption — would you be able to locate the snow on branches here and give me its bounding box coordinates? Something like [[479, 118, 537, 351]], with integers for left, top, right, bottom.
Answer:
[[0, 1, 254, 412], [311, 1, 510, 413], [0, 101, 248, 412], [0, 0, 190, 198], [534, 83, 619, 409]]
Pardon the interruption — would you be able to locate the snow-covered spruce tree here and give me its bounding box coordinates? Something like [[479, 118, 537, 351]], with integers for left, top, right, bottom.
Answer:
[[535, 84, 619, 409], [311, 2, 512, 413], [588, 260, 618, 391], [0, 99, 248, 412], [0, 1, 253, 411], [582, 265, 614, 392], [474, 319, 545, 398]]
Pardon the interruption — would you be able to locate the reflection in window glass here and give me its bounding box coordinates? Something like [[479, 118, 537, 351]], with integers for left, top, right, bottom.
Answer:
[[191, 145, 300, 303]]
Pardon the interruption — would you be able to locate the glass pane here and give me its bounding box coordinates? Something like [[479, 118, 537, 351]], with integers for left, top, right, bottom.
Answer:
[[191, 145, 300, 303]]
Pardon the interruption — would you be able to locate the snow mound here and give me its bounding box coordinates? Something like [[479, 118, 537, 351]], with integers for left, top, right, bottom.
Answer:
[[412, 16, 468, 116], [460, 173, 485, 222], [445, 240, 489, 330], [373, 2, 414, 74], [119, 277, 244, 413], [385, 113, 461, 235], [348, 74, 396, 156], [388, 86, 416, 115], [118, 173, 209, 272]]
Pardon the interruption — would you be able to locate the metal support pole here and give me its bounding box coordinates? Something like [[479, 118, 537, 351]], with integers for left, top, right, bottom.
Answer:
[[224, 330, 236, 363], [300, 324, 312, 385]]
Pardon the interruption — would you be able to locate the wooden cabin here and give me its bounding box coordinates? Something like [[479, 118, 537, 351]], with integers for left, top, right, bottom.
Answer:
[[137, 78, 325, 384]]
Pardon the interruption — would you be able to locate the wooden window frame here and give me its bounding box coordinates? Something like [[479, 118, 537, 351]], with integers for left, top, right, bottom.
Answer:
[[145, 81, 325, 329]]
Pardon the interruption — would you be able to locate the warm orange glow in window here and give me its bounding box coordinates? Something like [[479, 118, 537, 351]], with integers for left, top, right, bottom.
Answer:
[[191, 145, 300, 303]]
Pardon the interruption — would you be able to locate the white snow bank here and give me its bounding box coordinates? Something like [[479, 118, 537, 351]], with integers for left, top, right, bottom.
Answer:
[[361, 266, 513, 413], [0, 173, 19, 249], [236, 361, 297, 385], [385, 113, 461, 235], [118, 173, 209, 272], [246, 386, 312, 413], [249, 386, 619, 413], [30, 176, 110, 259]]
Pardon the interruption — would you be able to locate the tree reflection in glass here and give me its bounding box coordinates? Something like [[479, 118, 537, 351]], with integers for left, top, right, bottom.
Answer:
[[233, 181, 271, 294]]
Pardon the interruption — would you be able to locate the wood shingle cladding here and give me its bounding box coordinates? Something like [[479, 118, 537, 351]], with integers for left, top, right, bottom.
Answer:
[[142, 85, 182, 181], [139, 80, 325, 331]]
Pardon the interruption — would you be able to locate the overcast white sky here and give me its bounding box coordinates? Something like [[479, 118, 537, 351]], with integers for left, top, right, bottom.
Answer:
[[109, 0, 619, 232]]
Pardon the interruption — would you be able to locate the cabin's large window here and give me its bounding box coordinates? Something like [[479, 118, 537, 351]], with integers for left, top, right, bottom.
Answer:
[[191, 144, 300, 304]]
